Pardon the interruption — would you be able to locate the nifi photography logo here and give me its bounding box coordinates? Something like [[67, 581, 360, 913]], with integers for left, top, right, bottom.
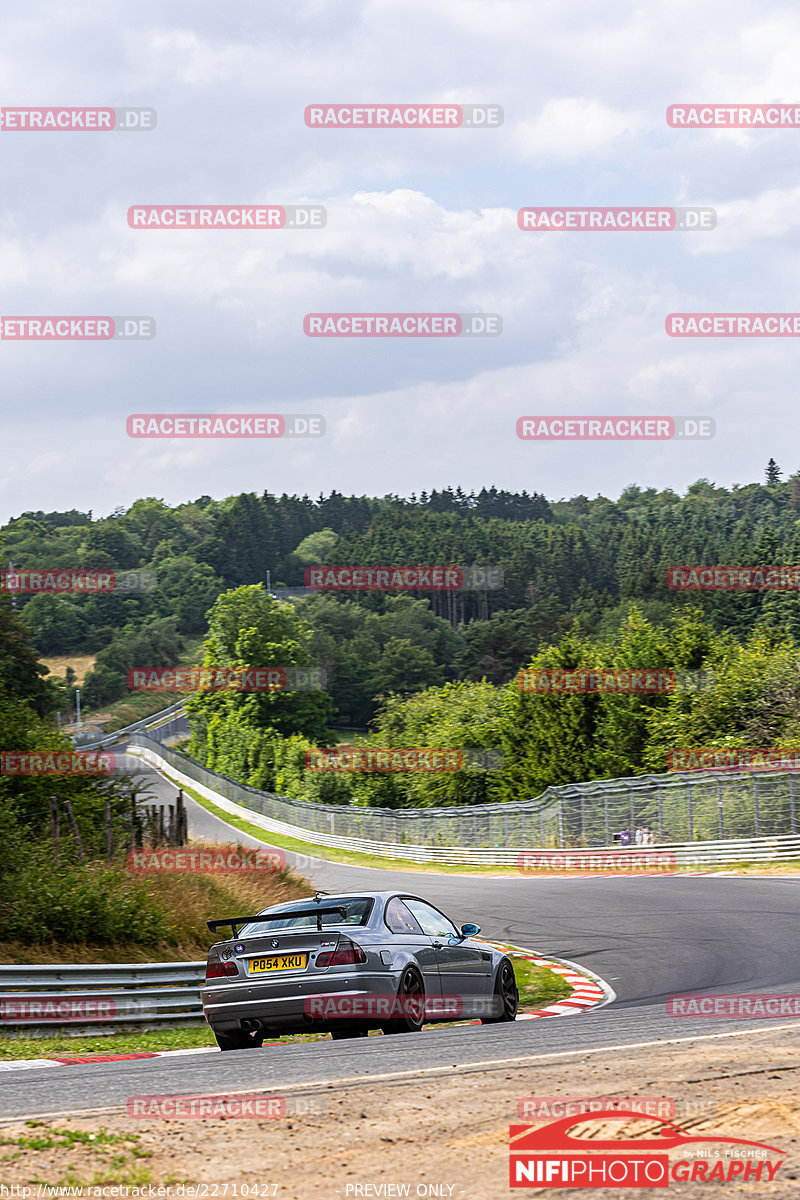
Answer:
[[509, 1110, 784, 1187]]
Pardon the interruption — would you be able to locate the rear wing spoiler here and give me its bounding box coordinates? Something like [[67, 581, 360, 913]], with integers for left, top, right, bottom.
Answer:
[[207, 906, 348, 937]]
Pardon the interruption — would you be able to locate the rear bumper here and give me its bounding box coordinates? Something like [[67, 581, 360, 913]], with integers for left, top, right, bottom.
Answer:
[[201, 971, 399, 1032]]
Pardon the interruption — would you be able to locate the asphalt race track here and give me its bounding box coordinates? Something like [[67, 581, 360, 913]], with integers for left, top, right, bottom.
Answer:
[[2, 753, 800, 1121]]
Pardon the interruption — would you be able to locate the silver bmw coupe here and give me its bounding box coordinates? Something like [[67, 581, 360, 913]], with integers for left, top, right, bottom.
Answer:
[[202, 890, 519, 1049]]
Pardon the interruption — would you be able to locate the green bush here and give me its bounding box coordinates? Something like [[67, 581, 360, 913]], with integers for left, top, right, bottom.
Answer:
[[0, 856, 171, 945]]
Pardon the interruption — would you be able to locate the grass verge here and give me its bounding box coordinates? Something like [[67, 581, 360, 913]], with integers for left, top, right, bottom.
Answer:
[[163, 776, 530, 875], [162, 772, 780, 878], [511, 955, 572, 1009]]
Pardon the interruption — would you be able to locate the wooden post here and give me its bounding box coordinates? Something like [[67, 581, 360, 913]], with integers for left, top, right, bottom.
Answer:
[[49, 795, 60, 862], [176, 791, 186, 846], [62, 798, 86, 864], [131, 793, 143, 850]]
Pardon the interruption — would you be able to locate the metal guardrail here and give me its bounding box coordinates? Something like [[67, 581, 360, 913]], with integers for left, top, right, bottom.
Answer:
[[130, 742, 800, 867], [0, 961, 206, 1033], [74, 700, 188, 750], [130, 732, 800, 851]]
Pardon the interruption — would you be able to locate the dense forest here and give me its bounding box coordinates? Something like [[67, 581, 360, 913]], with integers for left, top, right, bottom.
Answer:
[[5, 463, 800, 809]]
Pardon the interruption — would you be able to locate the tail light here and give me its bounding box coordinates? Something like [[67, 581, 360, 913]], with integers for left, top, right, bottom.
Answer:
[[315, 938, 367, 968], [206, 961, 238, 979]]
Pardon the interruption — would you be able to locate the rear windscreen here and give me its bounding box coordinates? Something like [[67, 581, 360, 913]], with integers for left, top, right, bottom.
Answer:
[[238, 897, 374, 935]]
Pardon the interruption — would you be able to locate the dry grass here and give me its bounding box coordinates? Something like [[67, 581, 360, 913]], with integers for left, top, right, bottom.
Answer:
[[39, 655, 95, 686], [0, 846, 312, 964]]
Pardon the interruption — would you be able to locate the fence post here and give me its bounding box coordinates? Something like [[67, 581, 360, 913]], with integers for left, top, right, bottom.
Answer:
[[580, 791, 586, 842], [629, 787, 636, 831], [687, 782, 693, 842], [717, 778, 724, 839], [657, 783, 663, 840], [791, 773, 797, 835], [603, 790, 610, 845], [105, 798, 113, 859], [557, 799, 565, 848], [62, 798, 86, 864]]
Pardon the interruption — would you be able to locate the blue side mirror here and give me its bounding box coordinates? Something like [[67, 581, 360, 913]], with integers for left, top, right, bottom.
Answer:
[[460, 922, 481, 937]]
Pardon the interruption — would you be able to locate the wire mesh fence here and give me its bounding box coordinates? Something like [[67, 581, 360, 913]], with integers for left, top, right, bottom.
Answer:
[[129, 733, 800, 849]]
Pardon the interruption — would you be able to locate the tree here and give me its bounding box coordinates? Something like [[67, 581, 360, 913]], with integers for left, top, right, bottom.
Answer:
[[187, 585, 334, 779], [371, 638, 442, 696], [18, 594, 87, 654], [766, 459, 782, 486], [0, 566, 52, 716], [292, 529, 339, 565]]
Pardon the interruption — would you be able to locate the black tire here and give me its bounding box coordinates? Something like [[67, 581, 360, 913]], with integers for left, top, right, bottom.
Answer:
[[330, 1024, 369, 1040], [381, 969, 425, 1034], [214, 1027, 264, 1051], [481, 959, 518, 1024]]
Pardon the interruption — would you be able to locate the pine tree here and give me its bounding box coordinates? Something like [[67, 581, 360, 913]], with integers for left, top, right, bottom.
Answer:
[[766, 458, 782, 486]]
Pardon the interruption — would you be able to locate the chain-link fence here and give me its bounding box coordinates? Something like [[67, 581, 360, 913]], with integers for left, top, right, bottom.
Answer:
[[129, 732, 800, 849]]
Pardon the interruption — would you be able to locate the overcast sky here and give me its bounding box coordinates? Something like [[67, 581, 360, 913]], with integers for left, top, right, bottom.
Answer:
[[1, 0, 798, 524]]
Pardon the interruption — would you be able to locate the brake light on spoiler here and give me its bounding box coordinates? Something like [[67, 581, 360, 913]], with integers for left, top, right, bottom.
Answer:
[[315, 937, 367, 968]]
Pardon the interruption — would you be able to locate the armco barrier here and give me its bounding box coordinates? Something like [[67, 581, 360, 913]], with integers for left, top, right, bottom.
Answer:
[[74, 699, 188, 751], [129, 739, 800, 867], [0, 962, 205, 1034]]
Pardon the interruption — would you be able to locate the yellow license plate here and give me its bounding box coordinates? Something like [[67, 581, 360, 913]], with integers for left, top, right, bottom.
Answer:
[[248, 954, 308, 974]]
